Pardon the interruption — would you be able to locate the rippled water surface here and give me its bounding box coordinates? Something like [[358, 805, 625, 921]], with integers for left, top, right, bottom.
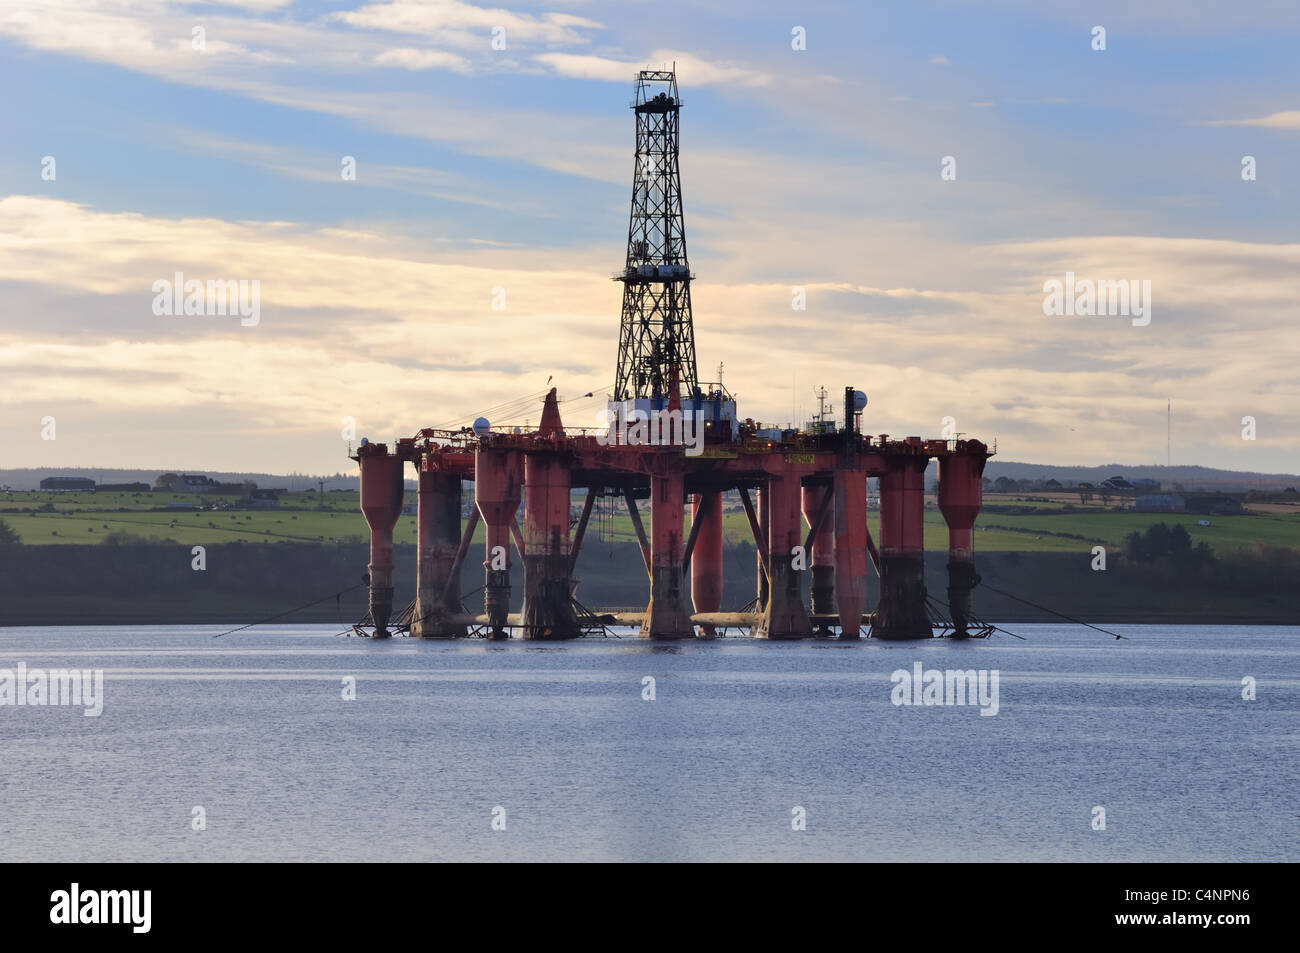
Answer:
[[1, 624, 1296, 861]]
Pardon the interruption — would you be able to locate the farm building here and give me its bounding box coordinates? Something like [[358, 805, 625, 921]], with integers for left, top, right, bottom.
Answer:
[[1134, 493, 1186, 513], [39, 477, 96, 491]]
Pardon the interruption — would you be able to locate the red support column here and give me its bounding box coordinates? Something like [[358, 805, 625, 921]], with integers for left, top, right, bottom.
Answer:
[[522, 452, 581, 639], [756, 473, 814, 639], [690, 491, 723, 639], [641, 470, 693, 639], [756, 487, 770, 610], [833, 469, 868, 639], [412, 466, 465, 638], [938, 441, 990, 637], [801, 483, 835, 635], [358, 444, 405, 638], [875, 454, 932, 639], [474, 449, 522, 639]]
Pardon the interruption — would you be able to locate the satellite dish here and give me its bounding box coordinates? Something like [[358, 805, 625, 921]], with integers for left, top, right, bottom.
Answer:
[[472, 417, 491, 436], [359, 437, 369, 446]]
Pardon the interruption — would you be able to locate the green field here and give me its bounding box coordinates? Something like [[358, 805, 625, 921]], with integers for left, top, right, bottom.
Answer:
[[4, 490, 1299, 554], [1, 491, 377, 546], [970, 508, 1300, 552]]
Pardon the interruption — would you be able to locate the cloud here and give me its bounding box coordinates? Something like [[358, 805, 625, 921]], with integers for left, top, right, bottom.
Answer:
[[0, 0, 600, 86], [1197, 110, 1300, 129], [535, 50, 771, 87], [150, 129, 546, 213], [3, 3, 1299, 472], [374, 47, 473, 72], [219, 82, 630, 184], [207, 0, 294, 9], [4, 195, 1300, 471], [335, 0, 602, 45], [988, 0, 1300, 34], [929, 55, 950, 65]]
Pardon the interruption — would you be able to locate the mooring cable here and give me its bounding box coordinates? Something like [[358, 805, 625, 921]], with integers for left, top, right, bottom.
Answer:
[[988, 623, 1030, 641], [211, 582, 368, 639], [923, 592, 1026, 640], [978, 582, 1130, 640], [205, 572, 1123, 643]]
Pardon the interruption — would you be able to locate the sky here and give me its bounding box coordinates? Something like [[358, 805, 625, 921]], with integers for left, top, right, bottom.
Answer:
[[1, 0, 1298, 476]]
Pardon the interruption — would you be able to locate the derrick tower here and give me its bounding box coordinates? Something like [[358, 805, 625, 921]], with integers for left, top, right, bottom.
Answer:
[[613, 69, 699, 402]]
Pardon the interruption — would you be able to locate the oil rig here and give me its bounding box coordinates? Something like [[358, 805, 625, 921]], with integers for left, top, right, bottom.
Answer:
[[352, 69, 992, 641]]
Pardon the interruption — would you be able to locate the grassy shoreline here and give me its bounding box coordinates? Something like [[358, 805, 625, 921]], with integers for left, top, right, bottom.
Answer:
[[1, 542, 1294, 629], [6, 490, 1299, 554]]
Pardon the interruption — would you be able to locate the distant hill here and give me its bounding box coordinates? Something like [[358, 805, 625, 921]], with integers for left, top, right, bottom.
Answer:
[[977, 462, 1300, 492], [4, 461, 1298, 493], [0, 467, 360, 492]]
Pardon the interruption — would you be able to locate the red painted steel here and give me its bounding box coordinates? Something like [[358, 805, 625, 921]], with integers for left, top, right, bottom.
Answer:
[[801, 484, 835, 566], [522, 452, 580, 639], [690, 492, 723, 632], [358, 444, 405, 637], [756, 487, 770, 610], [833, 468, 867, 639], [756, 473, 813, 639], [938, 441, 990, 637], [875, 455, 931, 639], [413, 466, 465, 638], [642, 469, 693, 638], [474, 449, 522, 638], [362, 410, 991, 640], [801, 483, 835, 632], [937, 446, 985, 559], [878, 456, 926, 557], [537, 387, 564, 438]]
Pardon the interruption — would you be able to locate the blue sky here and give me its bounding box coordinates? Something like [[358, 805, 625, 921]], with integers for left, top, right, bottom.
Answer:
[[1, 0, 1298, 475]]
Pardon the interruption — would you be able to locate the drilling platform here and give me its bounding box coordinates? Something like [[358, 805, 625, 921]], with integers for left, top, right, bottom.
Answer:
[[352, 69, 992, 641]]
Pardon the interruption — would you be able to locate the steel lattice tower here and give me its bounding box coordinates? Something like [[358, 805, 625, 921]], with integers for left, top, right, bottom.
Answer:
[[613, 69, 699, 402]]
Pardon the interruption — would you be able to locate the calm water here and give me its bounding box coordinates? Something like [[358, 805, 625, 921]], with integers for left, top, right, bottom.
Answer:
[[1, 624, 1296, 862]]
